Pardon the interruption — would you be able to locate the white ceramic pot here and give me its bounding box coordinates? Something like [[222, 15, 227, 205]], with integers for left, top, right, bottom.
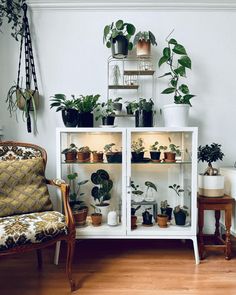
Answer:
[[96, 204, 110, 222], [198, 174, 224, 197], [162, 104, 190, 127]]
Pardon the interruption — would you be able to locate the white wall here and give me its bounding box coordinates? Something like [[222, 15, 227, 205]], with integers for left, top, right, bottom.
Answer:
[[1, 2, 236, 229]]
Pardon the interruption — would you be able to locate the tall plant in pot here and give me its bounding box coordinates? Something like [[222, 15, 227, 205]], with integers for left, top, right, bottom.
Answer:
[[135, 98, 154, 127], [158, 33, 195, 127], [198, 143, 225, 197], [91, 169, 113, 222], [169, 184, 188, 225], [50, 94, 78, 127], [103, 20, 136, 58], [133, 30, 157, 57]]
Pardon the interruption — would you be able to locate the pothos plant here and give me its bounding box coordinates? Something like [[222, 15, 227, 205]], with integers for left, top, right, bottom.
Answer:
[[158, 33, 195, 106]]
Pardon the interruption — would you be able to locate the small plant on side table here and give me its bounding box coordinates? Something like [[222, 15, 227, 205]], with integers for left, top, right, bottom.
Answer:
[[169, 184, 187, 225], [131, 138, 146, 162]]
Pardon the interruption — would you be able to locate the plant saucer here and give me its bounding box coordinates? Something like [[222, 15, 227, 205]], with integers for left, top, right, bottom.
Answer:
[[164, 159, 176, 163]]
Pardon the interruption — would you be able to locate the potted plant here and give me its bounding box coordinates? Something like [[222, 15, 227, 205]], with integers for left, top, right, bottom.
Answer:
[[164, 138, 181, 162], [198, 143, 225, 197], [160, 200, 173, 221], [156, 213, 168, 228], [113, 97, 122, 113], [131, 205, 141, 230], [131, 180, 144, 202], [133, 30, 157, 57], [135, 98, 154, 127], [112, 65, 121, 85], [169, 184, 187, 225], [125, 100, 138, 115], [158, 34, 195, 127], [103, 19, 136, 58], [142, 208, 153, 226], [61, 143, 78, 162], [67, 173, 89, 226], [75, 94, 100, 127], [104, 143, 122, 163], [50, 94, 78, 127], [144, 181, 157, 201], [92, 150, 104, 163], [77, 146, 91, 162], [91, 169, 113, 222], [90, 204, 102, 226], [96, 99, 116, 126], [149, 141, 167, 162], [131, 138, 146, 162]]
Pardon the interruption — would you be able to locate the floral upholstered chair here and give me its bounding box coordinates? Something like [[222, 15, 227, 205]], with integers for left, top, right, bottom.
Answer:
[[0, 141, 76, 291]]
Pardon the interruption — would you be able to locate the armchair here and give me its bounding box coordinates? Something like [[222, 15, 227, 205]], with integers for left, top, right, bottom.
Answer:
[[0, 141, 76, 291]]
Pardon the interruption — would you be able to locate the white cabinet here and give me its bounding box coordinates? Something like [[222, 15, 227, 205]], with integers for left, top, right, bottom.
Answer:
[[56, 127, 199, 263]]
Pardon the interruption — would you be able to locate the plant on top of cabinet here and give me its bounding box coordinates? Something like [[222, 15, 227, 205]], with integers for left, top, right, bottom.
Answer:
[[50, 94, 78, 127], [92, 150, 104, 163], [113, 97, 122, 113], [135, 98, 154, 127], [67, 172, 89, 226], [96, 99, 116, 126], [104, 143, 122, 163], [77, 146, 91, 163], [158, 33, 195, 127], [149, 141, 167, 162], [169, 184, 187, 225], [103, 19, 136, 58], [131, 205, 141, 230], [133, 31, 157, 57], [91, 169, 113, 222], [160, 200, 173, 221], [61, 143, 78, 162], [131, 138, 146, 162], [75, 94, 100, 127], [90, 204, 102, 226], [164, 137, 181, 162], [125, 100, 138, 115], [198, 143, 225, 198]]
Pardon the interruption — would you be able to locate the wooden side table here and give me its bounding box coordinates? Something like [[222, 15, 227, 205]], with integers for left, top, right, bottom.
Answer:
[[197, 194, 234, 260]]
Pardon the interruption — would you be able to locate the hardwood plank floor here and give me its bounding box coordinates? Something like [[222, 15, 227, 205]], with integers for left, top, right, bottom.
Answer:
[[1, 239, 236, 295]]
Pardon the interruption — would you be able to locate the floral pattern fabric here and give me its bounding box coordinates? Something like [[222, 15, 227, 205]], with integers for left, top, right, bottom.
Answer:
[[0, 145, 42, 161], [0, 211, 67, 251]]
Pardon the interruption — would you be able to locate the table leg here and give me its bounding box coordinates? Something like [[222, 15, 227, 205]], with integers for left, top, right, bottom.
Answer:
[[225, 208, 232, 260], [198, 205, 205, 259], [214, 210, 221, 238]]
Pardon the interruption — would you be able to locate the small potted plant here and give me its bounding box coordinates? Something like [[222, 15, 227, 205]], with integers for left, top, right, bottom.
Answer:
[[142, 208, 153, 226], [67, 173, 89, 226], [131, 180, 144, 202], [50, 94, 78, 127], [169, 184, 187, 225], [133, 30, 157, 57], [198, 143, 225, 197], [103, 19, 136, 58], [131, 138, 146, 162], [96, 99, 116, 126], [144, 181, 157, 201], [125, 100, 138, 115], [104, 143, 122, 163], [135, 98, 154, 127], [92, 150, 104, 163], [61, 143, 78, 162], [149, 141, 167, 162], [113, 97, 122, 113], [90, 204, 102, 226], [164, 137, 181, 162], [91, 169, 113, 222], [158, 34, 195, 127], [156, 213, 168, 228], [75, 94, 100, 127], [77, 146, 91, 162], [160, 200, 173, 221], [131, 205, 141, 230]]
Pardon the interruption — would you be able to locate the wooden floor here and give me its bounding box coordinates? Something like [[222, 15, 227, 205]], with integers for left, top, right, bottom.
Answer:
[[1, 239, 236, 295]]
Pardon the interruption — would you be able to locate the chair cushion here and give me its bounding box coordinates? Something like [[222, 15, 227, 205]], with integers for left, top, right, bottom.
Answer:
[[0, 158, 53, 217], [0, 211, 67, 251]]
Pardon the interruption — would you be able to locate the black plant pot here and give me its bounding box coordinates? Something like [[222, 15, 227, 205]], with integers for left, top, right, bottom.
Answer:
[[62, 109, 78, 127], [142, 211, 153, 226], [150, 151, 161, 162], [174, 211, 186, 226], [126, 105, 134, 115], [161, 207, 173, 221], [102, 116, 115, 126], [135, 110, 153, 127], [78, 112, 94, 127], [131, 152, 144, 162], [106, 152, 122, 163], [111, 35, 129, 58]]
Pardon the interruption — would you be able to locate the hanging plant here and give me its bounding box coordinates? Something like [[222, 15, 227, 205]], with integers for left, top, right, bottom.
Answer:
[[0, 0, 26, 40]]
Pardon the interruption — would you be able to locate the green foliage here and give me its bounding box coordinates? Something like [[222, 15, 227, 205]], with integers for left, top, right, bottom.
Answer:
[[131, 138, 146, 154], [131, 180, 144, 196], [103, 19, 136, 50], [91, 169, 113, 206], [61, 143, 78, 154], [173, 205, 189, 216], [198, 143, 224, 166], [158, 34, 195, 106], [133, 30, 157, 46], [168, 137, 181, 155], [169, 184, 184, 197], [150, 141, 159, 151], [50, 94, 77, 111], [75, 94, 100, 113], [160, 200, 170, 209], [78, 146, 91, 153], [0, 0, 25, 40], [125, 100, 139, 114], [95, 98, 116, 119], [145, 181, 157, 192], [104, 143, 116, 153], [90, 204, 101, 214], [131, 205, 141, 216], [137, 98, 154, 112]]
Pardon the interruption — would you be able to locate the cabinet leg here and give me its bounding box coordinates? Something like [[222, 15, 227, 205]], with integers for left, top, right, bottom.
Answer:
[[192, 237, 200, 264]]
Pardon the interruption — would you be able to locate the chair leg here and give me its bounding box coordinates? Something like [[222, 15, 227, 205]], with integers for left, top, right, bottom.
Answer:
[[66, 238, 76, 292], [36, 249, 42, 269]]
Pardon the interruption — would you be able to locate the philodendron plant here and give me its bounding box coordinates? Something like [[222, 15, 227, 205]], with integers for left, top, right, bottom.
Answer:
[[158, 33, 195, 106]]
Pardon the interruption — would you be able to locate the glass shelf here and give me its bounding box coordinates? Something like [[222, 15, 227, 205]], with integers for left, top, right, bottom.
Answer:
[[61, 161, 122, 165], [131, 161, 192, 165]]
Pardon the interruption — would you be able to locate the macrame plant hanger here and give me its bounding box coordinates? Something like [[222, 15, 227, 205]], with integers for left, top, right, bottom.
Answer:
[[17, 3, 38, 133]]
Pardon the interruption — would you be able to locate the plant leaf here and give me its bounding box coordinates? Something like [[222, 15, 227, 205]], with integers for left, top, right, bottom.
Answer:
[[161, 87, 176, 94], [115, 20, 123, 30], [158, 56, 168, 67], [179, 84, 189, 94], [163, 47, 171, 58], [168, 38, 177, 45], [173, 44, 187, 55], [178, 55, 191, 69]]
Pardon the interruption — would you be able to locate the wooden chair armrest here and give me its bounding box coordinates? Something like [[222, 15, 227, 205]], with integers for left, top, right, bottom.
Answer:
[[46, 178, 75, 235]]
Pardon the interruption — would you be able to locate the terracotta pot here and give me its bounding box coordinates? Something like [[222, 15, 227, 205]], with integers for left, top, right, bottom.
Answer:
[[156, 214, 168, 228], [164, 152, 176, 162], [91, 213, 102, 226], [92, 152, 104, 163], [64, 152, 77, 162], [136, 40, 151, 57], [131, 215, 137, 230], [77, 152, 91, 162], [73, 207, 88, 226]]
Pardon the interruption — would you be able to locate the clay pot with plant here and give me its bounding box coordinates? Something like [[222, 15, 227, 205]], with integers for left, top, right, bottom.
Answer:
[[131, 138, 146, 162], [169, 184, 188, 225], [164, 137, 181, 162], [156, 214, 168, 228], [92, 151, 104, 163], [133, 30, 157, 57], [77, 146, 91, 162], [131, 205, 141, 230], [149, 141, 167, 162], [90, 205, 102, 226], [67, 172, 89, 226], [160, 200, 173, 221], [104, 143, 122, 163], [61, 143, 78, 162]]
